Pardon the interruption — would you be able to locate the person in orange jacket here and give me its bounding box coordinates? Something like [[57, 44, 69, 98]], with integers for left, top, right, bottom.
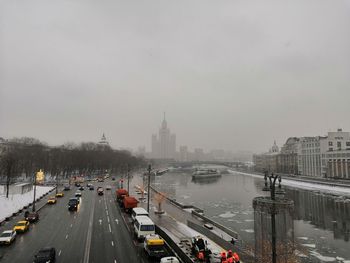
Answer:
[[221, 251, 227, 262], [233, 252, 240, 263]]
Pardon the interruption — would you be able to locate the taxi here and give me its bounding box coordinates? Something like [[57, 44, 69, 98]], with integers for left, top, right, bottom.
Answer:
[[13, 220, 30, 233], [56, 192, 64, 198], [47, 196, 57, 204]]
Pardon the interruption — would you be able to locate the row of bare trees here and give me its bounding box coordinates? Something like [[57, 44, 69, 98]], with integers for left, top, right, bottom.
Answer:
[[0, 137, 145, 196]]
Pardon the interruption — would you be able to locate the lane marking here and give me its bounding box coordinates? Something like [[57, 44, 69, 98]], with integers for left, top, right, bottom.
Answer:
[[108, 224, 112, 233], [58, 250, 62, 256], [65, 234, 68, 240], [115, 219, 119, 224], [74, 216, 76, 219], [99, 219, 102, 225], [70, 224, 73, 228], [114, 260, 117, 263], [111, 241, 114, 246], [106, 210, 109, 216], [83, 193, 96, 263], [107, 217, 110, 223]]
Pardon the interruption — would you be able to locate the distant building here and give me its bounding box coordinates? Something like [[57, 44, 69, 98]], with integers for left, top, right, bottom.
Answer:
[[253, 141, 280, 173], [278, 137, 300, 175], [193, 148, 205, 162], [98, 133, 109, 146], [151, 114, 176, 159], [179, 146, 189, 162]]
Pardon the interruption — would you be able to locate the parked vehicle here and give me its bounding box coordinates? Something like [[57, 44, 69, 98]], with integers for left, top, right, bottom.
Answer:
[[144, 234, 168, 259], [47, 196, 57, 204], [116, 189, 128, 205], [123, 196, 138, 212], [25, 212, 39, 223], [33, 247, 56, 263], [161, 257, 180, 263], [0, 230, 16, 245], [131, 207, 149, 222], [134, 216, 155, 240]]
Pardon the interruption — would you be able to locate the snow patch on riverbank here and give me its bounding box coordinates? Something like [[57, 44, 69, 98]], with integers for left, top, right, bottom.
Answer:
[[231, 171, 350, 196]]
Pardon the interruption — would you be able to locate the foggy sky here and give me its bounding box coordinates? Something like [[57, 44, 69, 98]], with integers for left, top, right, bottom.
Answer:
[[1, 0, 350, 153]]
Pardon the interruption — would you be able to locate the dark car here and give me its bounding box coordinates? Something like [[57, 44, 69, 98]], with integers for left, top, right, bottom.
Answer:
[[68, 198, 79, 211], [79, 186, 84, 191], [89, 185, 94, 190], [33, 247, 56, 263], [25, 212, 39, 223], [75, 182, 80, 187], [112, 177, 116, 181], [64, 185, 70, 191]]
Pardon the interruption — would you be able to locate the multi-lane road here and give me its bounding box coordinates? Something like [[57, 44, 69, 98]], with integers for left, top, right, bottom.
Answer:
[[0, 178, 149, 263]]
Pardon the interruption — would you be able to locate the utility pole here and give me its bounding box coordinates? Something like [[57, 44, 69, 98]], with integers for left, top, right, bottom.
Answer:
[[32, 171, 37, 212], [147, 164, 152, 213], [268, 173, 280, 263], [127, 164, 130, 193]]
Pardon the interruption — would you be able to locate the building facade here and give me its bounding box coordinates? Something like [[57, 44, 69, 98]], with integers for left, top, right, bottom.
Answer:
[[278, 137, 299, 175], [253, 141, 280, 173], [151, 115, 176, 159]]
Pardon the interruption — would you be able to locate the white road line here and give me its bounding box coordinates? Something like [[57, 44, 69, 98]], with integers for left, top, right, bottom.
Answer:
[[106, 210, 109, 216], [83, 193, 96, 263], [107, 217, 110, 223], [58, 250, 62, 256], [108, 224, 112, 233], [70, 224, 73, 228], [114, 260, 117, 263], [65, 234, 68, 240], [74, 216, 76, 219], [111, 241, 114, 246]]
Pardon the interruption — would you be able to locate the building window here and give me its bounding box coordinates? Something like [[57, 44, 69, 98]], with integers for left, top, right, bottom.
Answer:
[[329, 148, 333, 152], [337, 142, 341, 148], [346, 142, 350, 146], [329, 141, 333, 146]]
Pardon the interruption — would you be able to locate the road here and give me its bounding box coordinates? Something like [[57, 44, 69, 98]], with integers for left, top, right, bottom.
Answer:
[[0, 178, 149, 263]]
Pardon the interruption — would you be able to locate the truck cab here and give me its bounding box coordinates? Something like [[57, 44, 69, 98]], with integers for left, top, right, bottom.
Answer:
[[144, 234, 167, 259]]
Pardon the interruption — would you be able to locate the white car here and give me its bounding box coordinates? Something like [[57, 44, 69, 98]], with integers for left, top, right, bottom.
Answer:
[[160, 257, 180, 263], [105, 185, 111, 190], [0, 230, 16, 245], [75, 191, 82, 197]]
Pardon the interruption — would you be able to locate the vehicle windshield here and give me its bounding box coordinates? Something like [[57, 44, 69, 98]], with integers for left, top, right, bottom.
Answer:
[[148, 245, 164, 251], [17, 222, 27, 226], [0, 232, 12, 237], [140, 225, 154, 231], [36, 251, 51, 258]]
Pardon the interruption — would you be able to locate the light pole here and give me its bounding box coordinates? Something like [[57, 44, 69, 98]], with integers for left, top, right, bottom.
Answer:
[[32, 171, 38, 212], [147, 164, 152, 213], [127, 164, 130, 193], [267, 173, 280, 263]]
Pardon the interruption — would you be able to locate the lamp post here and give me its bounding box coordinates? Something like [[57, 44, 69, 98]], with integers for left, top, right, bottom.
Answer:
[[267, 173, 281, 263], [32, 171, 38, 212], [147, 164, 152, 213], [127, 164, 130, 193]]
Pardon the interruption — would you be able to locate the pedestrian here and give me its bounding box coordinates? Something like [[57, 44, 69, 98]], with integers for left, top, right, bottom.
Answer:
[[221, 251, 227, 263], [233, 252, 240, 263]]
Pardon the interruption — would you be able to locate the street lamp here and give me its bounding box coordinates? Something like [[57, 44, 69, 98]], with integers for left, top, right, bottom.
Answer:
[[127, 164, 130, 193], [32, 171, 38, 212], [147, 164, 152, 213]]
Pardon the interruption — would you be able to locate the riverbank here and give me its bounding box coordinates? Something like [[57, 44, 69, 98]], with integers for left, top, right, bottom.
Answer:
[[231, 170, 350, 196]]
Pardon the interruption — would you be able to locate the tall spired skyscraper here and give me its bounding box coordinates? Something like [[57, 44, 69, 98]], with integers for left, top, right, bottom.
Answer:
[[151, 113, 176, 159]]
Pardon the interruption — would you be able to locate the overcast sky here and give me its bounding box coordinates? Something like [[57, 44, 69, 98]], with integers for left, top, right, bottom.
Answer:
[[1, 0, 350, 153]]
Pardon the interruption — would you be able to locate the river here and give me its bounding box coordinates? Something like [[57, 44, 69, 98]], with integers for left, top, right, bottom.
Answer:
[[146, 167, 350, 263]]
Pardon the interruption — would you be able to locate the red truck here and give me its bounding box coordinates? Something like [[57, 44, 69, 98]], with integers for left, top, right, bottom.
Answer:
[[116, 189, 128, 206], [123, 196, 138, 213]]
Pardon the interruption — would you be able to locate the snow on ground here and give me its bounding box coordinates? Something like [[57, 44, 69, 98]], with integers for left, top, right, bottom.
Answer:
[[0, 186, 54, 221], [232, 171, 350, 196]]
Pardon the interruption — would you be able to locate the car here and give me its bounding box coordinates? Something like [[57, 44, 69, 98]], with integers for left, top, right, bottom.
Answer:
[[0, 230, 16, 245], [75, 182, 80, 187], [47, 196, 57, 204], [68, 198, 79, 211], [13, 220, 30, 233], [112, 177, 116, 181], [25, 212, 39, 223], [89, 185, 94, 190], [105, 185, 111, 190], [64, 185, 70, 191], [161, 257, 180, 263], [75, 191, 82, 197], [56, 192, 64, 198], [86, 183, 92, 187], [33, 247, 56, 263], [97, 187, 104, 195], [79, 186, 84, 191]]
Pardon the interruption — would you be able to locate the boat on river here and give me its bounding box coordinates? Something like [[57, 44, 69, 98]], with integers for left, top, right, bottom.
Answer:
[[192, 169, 222, 180]]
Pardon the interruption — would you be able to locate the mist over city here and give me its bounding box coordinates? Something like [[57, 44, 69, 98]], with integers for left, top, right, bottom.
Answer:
[[1, 1, 350, 263]]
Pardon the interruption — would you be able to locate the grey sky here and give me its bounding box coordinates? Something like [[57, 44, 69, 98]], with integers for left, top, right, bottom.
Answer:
[[1, 0, 350, 153]]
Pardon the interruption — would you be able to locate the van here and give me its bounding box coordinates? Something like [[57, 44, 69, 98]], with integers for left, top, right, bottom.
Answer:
[[131, 207, 149, 221], [133, 216, 155, 240]]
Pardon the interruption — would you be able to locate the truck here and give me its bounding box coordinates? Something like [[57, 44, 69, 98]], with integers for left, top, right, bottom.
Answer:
[[116, 189, 128, 206], [123, 196, 138, 212], [144, 234, 168, 259]]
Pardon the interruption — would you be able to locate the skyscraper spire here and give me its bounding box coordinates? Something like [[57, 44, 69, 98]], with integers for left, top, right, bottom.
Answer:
[[161, 112, 167, 129]]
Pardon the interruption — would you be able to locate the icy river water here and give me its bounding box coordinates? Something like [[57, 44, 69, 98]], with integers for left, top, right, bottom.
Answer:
[[150, 168, 350, 263]]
